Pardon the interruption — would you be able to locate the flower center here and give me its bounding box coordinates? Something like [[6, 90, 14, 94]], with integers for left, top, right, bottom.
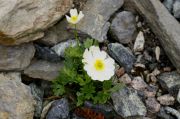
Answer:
[[94, 59, 105, 71], [71, 16, 78, 22]]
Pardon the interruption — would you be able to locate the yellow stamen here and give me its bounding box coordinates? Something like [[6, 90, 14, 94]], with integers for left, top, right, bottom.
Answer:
[[94, 59, 105, 71], [71, 16, 78, 22]]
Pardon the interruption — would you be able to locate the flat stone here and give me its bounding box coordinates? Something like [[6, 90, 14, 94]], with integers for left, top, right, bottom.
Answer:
[[0, 72, 35, 119], [46, 98, 69, 119], [145, 98, 160, 113], [35, 44, 61, 62], [71, 0, 124, 42], [40, 19, 74, 46], [0, 0, 73, 45], [29, 83, 44, 118], [157, 71, 180, 93], [0, 43, 35, 71], [111, 87, 147, 118], [131, 76, 148, 91], [110, 11, 137, 44], [173, 0, 180, 18], [163, 0, 174, 12], [133, 31, 145, 52], [108, 43, 136, 72], [157, 94, 175, 105], [51, 40, 77, 57], [24, 60, 63, 81]]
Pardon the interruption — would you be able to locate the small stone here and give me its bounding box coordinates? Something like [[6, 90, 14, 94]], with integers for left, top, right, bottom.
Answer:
[[163, 0, 174, 12], [177, 89, 180, 104], [164, 106, 180, 119], [111, 87, 147, 118], [29, 83, 44, 118], [133, 31, 145, 52], [158, 107, 175, 119], [155, 46, 161, 62], [24, 60, 63, 81], [118, 73, 132, 84], [108, 43, 136, 72], [131, 76, 148, 91], [51, 40, 77, 57], [0, 72, 35, 119], [157, 94, 175, 105], [163, 67, 172, 72], [41, 101, 55, 119], [115, 67, 125, 77], [35, 44, 61, 62], [0, 43, 35, 71], [46, 98, 69, 119], [110, 11, 137, 44], [173, 0, 180, 18], [157, 71, 180, 93], [145, 98, 161, 113]]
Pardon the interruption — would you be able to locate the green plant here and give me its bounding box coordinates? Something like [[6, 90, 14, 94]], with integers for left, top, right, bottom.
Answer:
[[52, 39, 124, 106]]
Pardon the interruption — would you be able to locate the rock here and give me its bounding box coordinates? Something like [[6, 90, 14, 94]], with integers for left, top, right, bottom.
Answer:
[[173, 0, 180, 18], [164, 107, 180, 119], [46, 98, 69, 119], [41, 101, 54, 119], [157, 94, 175, 105], [111, 87, 147, 118], [163, 0, 174, 12], [0, 72, 35, 119], [0, 0, 73, 45], [155, 46, 161, 62], [133, 31, 145, 52], [0, 43, 35, 71], [115, 67, 125, 78], [110, 11, 136, 44], [131, 76, 148, 91], [157, 71, 180, 93], [108, 43, 136, 72], [51, 40, 77, 57], [118, 73, 132, 84], [158, 107, 175, 119], [71, 0, 124, 42], [24, 60, 63, 81], [124, 0, 180, 73], [145, 98, 161, 113], [35, 44, 61, 62], [177, 89, 180, 104], [29, 83, 44, 118], [40, 19, 74, 46]]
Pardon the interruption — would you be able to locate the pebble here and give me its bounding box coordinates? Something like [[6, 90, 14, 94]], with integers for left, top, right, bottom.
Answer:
[[157, 94, 175, 105]]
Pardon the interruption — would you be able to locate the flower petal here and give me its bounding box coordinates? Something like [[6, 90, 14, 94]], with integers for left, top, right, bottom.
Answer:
[[77, 11, 84, 22], [70, 8, 78, 17], [65, 15, 71, 23]]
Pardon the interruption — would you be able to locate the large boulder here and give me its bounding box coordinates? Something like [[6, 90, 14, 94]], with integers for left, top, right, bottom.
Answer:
[[0, 43, 35, 71], [71, 0, 124, 42], [0, 0, 72, 45], [0, 72, 35, 119]]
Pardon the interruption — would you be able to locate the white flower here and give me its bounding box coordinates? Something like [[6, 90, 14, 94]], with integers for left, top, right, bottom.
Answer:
[[65, 8, 84, 24], [82, 46, 115, 81]]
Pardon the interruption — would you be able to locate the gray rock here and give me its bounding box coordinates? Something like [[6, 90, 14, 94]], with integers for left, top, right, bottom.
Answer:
[[40, 19, 74, 46], [145, 98, 160, 113], [41, 101, 55, 119], [111, 87, 147, 118], [0, 0, 73, 45], [0, 43, 35, 71], [108, 43, 136, 72], [118, 73, 132, 84], [110, 11, 136, 44], [173, 0, 180, 18], [71, 0, 124, 42], [35, 44, 61, 62], [46, 98, 69, 119], [131, 76, 148, 91], [163, 0, 174, 12], [30, 83, 44, 118], [158, 107, 175, 119], [157, 71, 180, 94], [0, 72, 35, 119], [51, 40, 77, 57], [24, 60, 63, 81], [133, 31, 145, 52], [164, 107, 180, 119], [177, 89, 180, 104]]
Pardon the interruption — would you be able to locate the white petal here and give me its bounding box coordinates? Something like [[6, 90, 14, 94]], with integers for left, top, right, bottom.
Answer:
[[77, 11, 84, 22], [65, 15, 71, 23], [70, 8, 78, 17]]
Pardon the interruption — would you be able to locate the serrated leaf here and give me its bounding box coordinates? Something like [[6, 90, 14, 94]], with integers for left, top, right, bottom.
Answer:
[[84, 38, 94, 48]]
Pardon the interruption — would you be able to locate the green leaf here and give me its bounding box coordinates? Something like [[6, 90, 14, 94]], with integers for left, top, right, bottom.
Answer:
[[83, 38, 94, 48], [53, 84, 65, 96], [103, 80, 112, 91], [110, 83, 125, 93]]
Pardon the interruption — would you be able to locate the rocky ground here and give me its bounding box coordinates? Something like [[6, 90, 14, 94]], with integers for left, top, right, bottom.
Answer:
[[0, 0, 180, 119]]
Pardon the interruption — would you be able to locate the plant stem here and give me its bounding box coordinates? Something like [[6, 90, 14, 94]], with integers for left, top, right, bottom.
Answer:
[[74, 24, 79, 46]]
